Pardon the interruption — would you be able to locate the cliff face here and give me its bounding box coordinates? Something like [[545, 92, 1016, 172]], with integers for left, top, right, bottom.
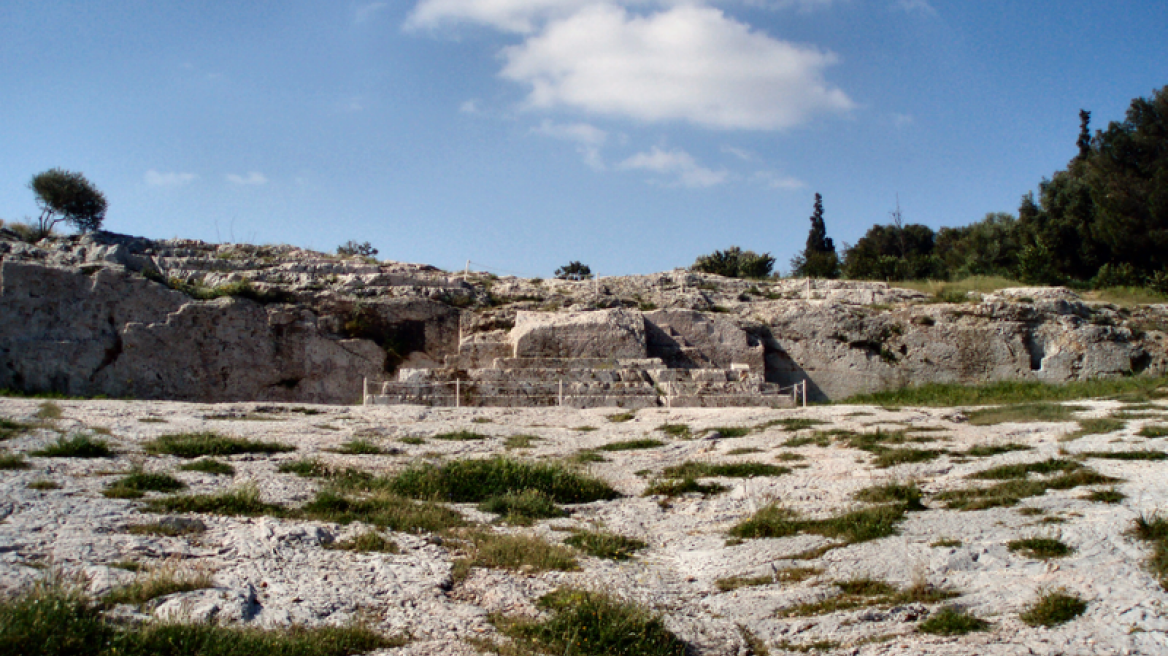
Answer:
[[1, 229, 1165, 403]]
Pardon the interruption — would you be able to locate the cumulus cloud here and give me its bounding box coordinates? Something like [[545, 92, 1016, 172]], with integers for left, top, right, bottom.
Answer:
[[407, 0, 637, 33], [618, 146, 728, 187], [532, 119, 609, 169], [499, 4, 853, 130], [144, 170, 197, 187], [226, 172, 269, 186]]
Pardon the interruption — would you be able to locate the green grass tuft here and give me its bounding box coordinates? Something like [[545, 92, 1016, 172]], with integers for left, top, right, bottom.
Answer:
[[178, 458, 235, 475], [563, 530, 647, 560], [103, 470, 186, 499], [607, 412, 636, 423], [0, 417, 30, 441], [31, 434, 113, 458], [324, 530, 400, 554], [1019, 589, 1088, 627], [1008, 536, 1073, 559], [143, 483, 284, 517], [302, 489, 466, 533], [1131, 514, 1168, 589], [852, 482, 926, 510], [963, 443, 1032, 457], [917, 606, 991, 635], [385, 457, 621, 504], [1064, 417, 1127, 441], [144, 432, 294, 458], [596, 439, 665, 452], [27, 479, 60, 490], [457, 531, 579, 574], [657, 423, 691, 438], [1138, 424, 1168, 438], [706, 426, 751, 438], [477, 489, 568, 525], [504, 434, 541, 449], [756, 418, 827, 432], [643, 477, 728, 497], [661, 461, 790, 479], [103, 566, 214, 606], [433, 430, 488, 441], [330, 438, 393, 455], [1084, 488, 1126, 503], [968, 458, 1082, 480], [777, 579, 959, 618], [1078, 450, 1168, 461], [0, 452, 29, 470], [730, 504, 907, 544]]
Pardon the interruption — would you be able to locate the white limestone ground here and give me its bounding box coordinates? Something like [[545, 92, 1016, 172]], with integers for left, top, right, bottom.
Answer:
[[1, 397, 1167, 655]]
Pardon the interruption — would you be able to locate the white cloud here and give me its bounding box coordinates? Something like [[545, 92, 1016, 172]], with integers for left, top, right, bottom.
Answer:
[[355, 2, 389, 23], [752, 170, 805, 189], [226, 172, 269, 186], [532, 119, 608, 169], [893, 0, 936, 16], [460, 99, 482, 114], [144, 170, 197, 187], [500, 4, 853, 130], [721, 145, 756, 162], [618, 146, 728, 187], [891, 112, 914, 128]]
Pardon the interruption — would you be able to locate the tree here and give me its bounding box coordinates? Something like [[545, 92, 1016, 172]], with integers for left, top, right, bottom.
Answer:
[[1076, 110, 1092, 161], [841, 222, 944, 281], [555, 261, 593, 281], [28, 168, 107, 236], [337, 240, 378, 257], [789, 193, 840, 278], [691, 246, 774, 279]]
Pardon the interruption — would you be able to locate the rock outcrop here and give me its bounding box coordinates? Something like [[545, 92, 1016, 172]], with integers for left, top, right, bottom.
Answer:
[[1, 229, 1166, 403]]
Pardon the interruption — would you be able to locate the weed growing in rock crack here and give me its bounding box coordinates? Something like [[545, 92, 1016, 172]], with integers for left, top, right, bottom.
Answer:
[[657, 423, 691, 439], [570, 450, 608, 464], [1130, 514, 1168, 589], [1084, 488, 1126, 503], [504, 434, 541, 450], [872, 448, 946, 468], [35, 401, 63, 421], [278, 458, 336, 478], [382, 457, 621, 504], [931, 538, 962, 548], [755, 418, 827, 432], [103, 562, 215, 606], [0, 417, 30, 440], [852, 482, 926, 510], [705, 426, 751, 438], [607, 412, 636, 423], [137, 417, 168, 423], [917, 606, 991, 635], [399, 436, 425, 445], [729, 504, 907, 543], [773, 639, 839, 653], [103, 469, 186, 499], [776, 579, 959, 617], [324, 530, 399, 554], [492, 588, 687, 656], [643, 477, 728, 498], [1008, 536, 1073, 559], [563, 529, 646, 560], [0, 578, 409, 655], [144, 483, 284, 517], [330, 438, 396, 455], [31, 434, 114, 458], [432, 430, 488, 441], [178, 458, 235, 476], [471, 417, 493, 424], [27, 479, 60, 490], [0, 452, 29, 469], [144, 432, 294, 458], [781, 434, 831, 448], [736, 625, 771, 656], [1138, 424, 1168, 438], [1019, 589, 1088, 627], [963, 443, 1032, 457], [596, 439, 665, 452], [1078, 450, 1168, 461], [453, 531, 579, 578], [1064, 417, 1127, 441], [775, 452, 805, 461], [966, 403, 1085, 426], [477, 490, 568, 525], [302, 489, 466, 533], [573, 426, 598, 432], [715, 574, 775, 592], [661, 461, 790, 479], [126, 519, 206, 537]]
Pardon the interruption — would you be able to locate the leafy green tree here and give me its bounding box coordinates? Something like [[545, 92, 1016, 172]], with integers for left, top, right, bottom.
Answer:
[[789, 193, 840, 278], [555, 261, 593, 281], [28, 168, 107, 236], [691, 246, 774, 279], [337, 240, 378, 257], [934, 213, 1021, 278], [842, 223, 943, 281]]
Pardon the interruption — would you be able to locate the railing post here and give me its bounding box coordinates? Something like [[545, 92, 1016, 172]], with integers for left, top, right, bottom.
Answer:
[[558, 380, 563, 407], [802, 380, 807, 408], [455, 380, 461, 408], [362, 377, 368, 405]]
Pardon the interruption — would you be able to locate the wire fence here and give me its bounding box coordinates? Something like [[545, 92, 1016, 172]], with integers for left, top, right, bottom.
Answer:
[[363, 378, 807, 408]]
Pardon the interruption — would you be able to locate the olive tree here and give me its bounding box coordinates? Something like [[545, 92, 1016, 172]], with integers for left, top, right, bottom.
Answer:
[[28, 168, 107, 236]]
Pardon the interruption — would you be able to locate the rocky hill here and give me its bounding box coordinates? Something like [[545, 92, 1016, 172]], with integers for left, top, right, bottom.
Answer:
[[1, 229, 1166, 404]]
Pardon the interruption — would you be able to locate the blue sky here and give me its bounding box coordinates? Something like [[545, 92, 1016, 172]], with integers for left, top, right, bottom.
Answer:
[[2, 1, 1165, 277]]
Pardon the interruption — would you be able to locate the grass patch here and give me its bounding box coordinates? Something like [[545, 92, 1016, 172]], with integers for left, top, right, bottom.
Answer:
[[143, 432, 294, 458], [399, 436, 425, 445], [782, 434, 830, 448], [35, 401, 63, 421], [775, 452, 806, 461], [493, 588, 687, 656], [1078, 450, 1168, 461], [504, 434, 541, 449], [330, 438, 393, 455], [931, 538, 962, 548], [1007, 536, 1073, 559], [277, 458, 336, 478], [661, 461, 790, 479], [456, 531, 579, 575], [757, 418, 827, 432], [937, 463, 1120, 510], [706, 426, 751, 438], [137, 417, 167, 423], [30, 434, 113, 458], [1064, 417, 1127, 441], [643, 477, 727, 497], [573, 426, 598, 432], [607, 412, 636, 423], [968, 458, 1082, 480], [28, 479, 60, 490], [432, 430, 488, 441], [872, 448, 945, 468], [103, 470, 186, 499], [570, 450, 608, 463], [963, 443, 1031, 457], [302, 490, 466, 533], [1019, 589, 1087, 627], [1138, 424, 1168, 438], [596, 439, 665, 452], [0, 417, 29, 440], [384, 457, 620, 504], [729, 504, 907, 544], [967, 403, 1084, 426], [1084, 488, 1126, 503], [178, 458, 235, 476], [844, 376, 1168, 407], [1131, 514, 1168, 589], [715, 574, 774, 592], [777, 579, 959, 618], [852, 482, 926, 510], [0, 452, 29, 470], [657, 423, 691, 439], [324, 530, 400, 554], [104, 564, 214, 606], [563, 530, 647, 560], [143, 484, 284, 517], [0, 579, 406, 656], [917, 606, 991, 635], [727, 447, 764, 455], [477, 490, 568, 525], [125, 519, 206, 537]]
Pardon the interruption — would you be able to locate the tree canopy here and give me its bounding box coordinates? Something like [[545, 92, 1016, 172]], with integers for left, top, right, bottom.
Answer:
[[28, 168, 107, 236], [691, 246, 774, 279], [789, 193, 839, 278]]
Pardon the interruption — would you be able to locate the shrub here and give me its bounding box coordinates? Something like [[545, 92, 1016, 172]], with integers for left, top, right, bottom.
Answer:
[[555, 261, 593, 281], [336, 240, 378, 258], [31, 434, 113, 458], [144, 432, 294, 458], [1019, 589, 1087, 627], [692, 246, 774, 279]]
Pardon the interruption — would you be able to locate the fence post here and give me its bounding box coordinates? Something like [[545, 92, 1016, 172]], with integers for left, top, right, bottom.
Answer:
[[802, 380, 807, 408], [362, 377, 368, 405], [558, 380, 563, 407], [455, 380, 461, 408]]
